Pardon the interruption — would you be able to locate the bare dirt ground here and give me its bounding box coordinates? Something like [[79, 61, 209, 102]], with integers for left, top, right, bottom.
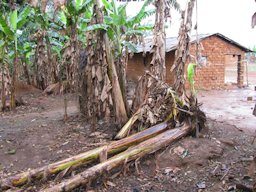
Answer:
[[0, 85, 255, 191], [198, 85, 256, 135]]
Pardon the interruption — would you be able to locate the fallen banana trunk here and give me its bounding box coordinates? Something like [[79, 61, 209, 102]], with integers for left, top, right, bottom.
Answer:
[[0, 122, 168, 191], [42, 124, 191, 192], [115, 109, 141, 139]]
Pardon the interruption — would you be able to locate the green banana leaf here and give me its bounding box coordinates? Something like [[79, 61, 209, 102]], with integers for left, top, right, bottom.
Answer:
[[17, 6, 31, 29], [10, 9, 17, 32], [0, 15, 14, 38]]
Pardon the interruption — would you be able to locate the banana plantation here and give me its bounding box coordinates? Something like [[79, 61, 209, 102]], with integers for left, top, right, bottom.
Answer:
[[0, 0, 255, 191]]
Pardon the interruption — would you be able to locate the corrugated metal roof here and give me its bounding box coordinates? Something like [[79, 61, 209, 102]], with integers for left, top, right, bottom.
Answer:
[[135, 33, 252, 53]]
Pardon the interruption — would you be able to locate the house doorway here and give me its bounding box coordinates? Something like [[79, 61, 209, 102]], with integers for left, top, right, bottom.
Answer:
[[224, 54, 242, 86]]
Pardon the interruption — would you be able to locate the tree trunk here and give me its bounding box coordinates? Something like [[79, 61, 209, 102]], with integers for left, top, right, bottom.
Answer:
[[22, 61, 31, 85], [79, 2, 114, 126], [122, 48, 131, 116], [104, 34, 128, 124], [115, 55, 130, 116], [42, 124, 191, 192], [66, 23, 78, 92], [1, 63, 6, 111], [172, 0, 195, 98], [10, 54, 17, 109], [79, 1, 127, 125], [52, 55, 59, 83], [130, 0, 168, 120], [34, 32, 48, 90], [0, 122, 168, 190], [150, 0, 167, 81], [33, 35, 40, 88], [45, 35, 58, 83], [1, 46, 8, 111], [170, 0, 198, 136]]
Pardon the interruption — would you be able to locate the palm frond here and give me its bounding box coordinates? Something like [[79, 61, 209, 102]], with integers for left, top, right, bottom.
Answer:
[[75, 0, 83, 11], [104, 15, 113, 25], [135, 24, 154, 31], [0, 39, 5, 49], [122, 41, 138, 53], [127, 9, 155, 27], [0, 15, 14, 38], [117, 2, 128, 15], [102, 0, 113, 13], [77, 0, 94, 15], [82, 23, 108, 32], [125, 29, 144, 36], [10, 10, 18, 32], [17, 6, 32, 29]]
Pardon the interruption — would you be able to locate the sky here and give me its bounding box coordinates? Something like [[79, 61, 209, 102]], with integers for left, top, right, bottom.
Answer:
[[121, 0, 256, 49]]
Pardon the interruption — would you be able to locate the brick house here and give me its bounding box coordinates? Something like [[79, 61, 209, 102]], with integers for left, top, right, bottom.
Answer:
[[127, 33, 252, 89]]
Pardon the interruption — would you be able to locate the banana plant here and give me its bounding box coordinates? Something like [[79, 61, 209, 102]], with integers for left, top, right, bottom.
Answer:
[[54, 0, 94, 46], [0, 5, 31, 109], [28, 4, 71, 88], [101, 0, 180, 55], [32, 7, 61, 86], [102, 0, 154, 56], [0, 3, 9, 110], [96, 0, 155, 113], [0, 35, 9, 111], [10, 9, 18, 109], [53, 0, 94, 89], [17, 41, 35, 85]]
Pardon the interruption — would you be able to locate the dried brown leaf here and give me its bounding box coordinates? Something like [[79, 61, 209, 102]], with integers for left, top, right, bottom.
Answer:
[[106, 181, 116, 187], [96, 66, 103, 82], [147, 110, 155, 124], [101, 80, 112, 102], [92, 65, 96, 78], [94, 86, 99, 97]]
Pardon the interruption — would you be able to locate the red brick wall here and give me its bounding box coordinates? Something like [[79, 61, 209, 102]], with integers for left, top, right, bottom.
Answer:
[[127, 35, 246, 89], [189, 36, 245, 89]]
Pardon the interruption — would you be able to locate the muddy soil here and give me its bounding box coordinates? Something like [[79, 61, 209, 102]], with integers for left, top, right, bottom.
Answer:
[[0, 87, 255, 192]]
